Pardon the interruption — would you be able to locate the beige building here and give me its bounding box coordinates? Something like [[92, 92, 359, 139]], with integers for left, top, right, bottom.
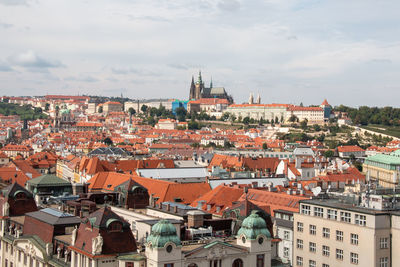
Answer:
[[363, 150, 400, 188], [102, 101, 123, 114], [294, 198, 396, 267], [287, 106, 325, 125], [226, 104, 290, 122]]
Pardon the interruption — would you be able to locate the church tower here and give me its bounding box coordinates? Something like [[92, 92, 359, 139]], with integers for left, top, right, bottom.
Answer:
[[189, 76, 195, 99], [195, 71, 203, 100]]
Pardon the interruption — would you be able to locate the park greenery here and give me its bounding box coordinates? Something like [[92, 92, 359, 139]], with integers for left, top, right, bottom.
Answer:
[[334, 105, 400, 126], [0, 102, 48, 120]]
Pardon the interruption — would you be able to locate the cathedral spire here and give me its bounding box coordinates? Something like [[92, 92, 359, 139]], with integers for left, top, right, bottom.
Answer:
[[189, 75, 195, 99], [197, 70, 203, 85], [210, 76, 213, 88]]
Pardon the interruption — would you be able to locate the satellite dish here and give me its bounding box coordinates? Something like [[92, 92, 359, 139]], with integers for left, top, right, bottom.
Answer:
[[312, 186, 322, 197]]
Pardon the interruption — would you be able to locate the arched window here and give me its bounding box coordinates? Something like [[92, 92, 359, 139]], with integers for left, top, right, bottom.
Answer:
[[108, 221, 122, 232], [188, 264, 198, 267], [232, 258, 243, 267]]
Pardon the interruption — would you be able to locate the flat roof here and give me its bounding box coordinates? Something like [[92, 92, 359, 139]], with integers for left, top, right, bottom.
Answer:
[[299, 198, 394, 215]]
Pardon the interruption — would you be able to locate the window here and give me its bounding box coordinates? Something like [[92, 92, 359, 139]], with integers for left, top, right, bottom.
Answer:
[[284, 247, 289, 258], [340, 212, 351, 223], [379, 257, 388, 267], [309, 225, 316, 235], [297, 222, 304, 232], [322, 264, 329, 267], [322, 245, 330, 256], [256, 254, 264, 267], [355, 214, 366, 226], [350, 252, 358, 264], [309, 260, 316, 267], [336, 249, 343, 260], [164, 264, 174, 267], [296, 256, 303, 266], [309, 242, 316, 252], [323, 227, 330, 238], [232, 259, 243, 267], [314, 207, 324, 217], [301, 205, 311, 215], [336, 230, 343, 242], [108, 221, 122, 232], [284, 230, 290, 240], [297, 239, 303, 249], [351, 233, 358, 245], [380, 237, 388, 249], [327, 209, 337, 220]]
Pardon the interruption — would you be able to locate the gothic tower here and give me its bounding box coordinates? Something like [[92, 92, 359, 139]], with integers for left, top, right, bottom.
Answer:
[[189, 76, 195, 99], [195, 71, 203, 99]]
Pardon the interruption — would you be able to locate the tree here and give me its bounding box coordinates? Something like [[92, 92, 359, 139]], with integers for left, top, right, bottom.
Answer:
[[103, 137, 113, 146], [313, 124, 321, 131], [243, 117, 250, 125], [128, 107, 136, 116], [288, 115, 297, 123], [98, 106, 103, 113], [324, 150, 334, 158], [262, 143, 268, 150], [300, 119, 308, 129], [45, 103, 50, 111], [141, 104, 148, 114], [221, 112, 230, 121], [188, 121, 200, 130], [175, 107, 187, 122], [275, 116, 279, 124]]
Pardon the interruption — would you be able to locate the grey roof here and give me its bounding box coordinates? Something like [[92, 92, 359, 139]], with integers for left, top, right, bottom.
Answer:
[[273, 218, 293, 229], [293, 146, 314, 156], [162, 201, 199, 210], [210, 87, 226, 95], [174, 160, 203, 168], [27, 174, 71, 187], [136, 219, 182, 226], [88, 147, 128, 156], [137, 167, 209, 179], [26, 208, 81, 225]]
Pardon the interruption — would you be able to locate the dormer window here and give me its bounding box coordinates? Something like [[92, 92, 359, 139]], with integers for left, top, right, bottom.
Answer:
[[107, 220, 122, 232], [15, 191, 27, 200]]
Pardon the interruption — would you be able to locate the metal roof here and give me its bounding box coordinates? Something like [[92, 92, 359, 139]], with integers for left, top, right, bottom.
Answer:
[[137, 167, 209, 179]]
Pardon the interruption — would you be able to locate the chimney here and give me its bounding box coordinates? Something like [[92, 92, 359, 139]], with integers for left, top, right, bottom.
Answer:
[[188, 212, 204, 228], [166, 203, 170, 211], [173, 205, 178, 213]]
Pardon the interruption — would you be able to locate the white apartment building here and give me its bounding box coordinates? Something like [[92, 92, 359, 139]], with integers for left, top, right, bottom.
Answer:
[[294, 198, 397, 267], [226, 104, 290, 121]]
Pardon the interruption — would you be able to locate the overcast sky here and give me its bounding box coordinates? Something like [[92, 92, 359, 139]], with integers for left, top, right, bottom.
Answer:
[[1, 0, 400, 107]]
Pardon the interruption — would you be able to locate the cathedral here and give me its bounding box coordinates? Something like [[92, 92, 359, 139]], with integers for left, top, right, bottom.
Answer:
[[189, 71, 233, 103]]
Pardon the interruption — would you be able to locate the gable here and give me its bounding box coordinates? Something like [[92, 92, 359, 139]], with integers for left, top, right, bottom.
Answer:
[[184, 241, 247, 259], [13, 238, 48, 262]]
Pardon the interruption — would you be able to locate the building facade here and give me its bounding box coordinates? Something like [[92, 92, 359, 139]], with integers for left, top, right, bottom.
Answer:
[[293, 198, 396, 267]]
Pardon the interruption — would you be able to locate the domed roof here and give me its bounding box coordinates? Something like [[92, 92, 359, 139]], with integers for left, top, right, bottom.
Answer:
[[147, 220, 181, 248], [60, 108, 70, 115], [237, 211, 271, 240]]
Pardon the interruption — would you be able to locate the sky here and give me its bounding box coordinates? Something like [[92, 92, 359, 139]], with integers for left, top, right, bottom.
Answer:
[[0, 0, 400, 107]]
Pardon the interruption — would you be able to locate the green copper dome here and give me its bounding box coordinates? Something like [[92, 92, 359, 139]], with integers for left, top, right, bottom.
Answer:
[[237, 211, 271, 240], [147, 220, 181, 248], [60, 108, 70, 115]]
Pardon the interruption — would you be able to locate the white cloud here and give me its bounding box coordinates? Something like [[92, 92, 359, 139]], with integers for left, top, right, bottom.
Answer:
[[8, 50, 64, 69], [0, 0, 400, 106]]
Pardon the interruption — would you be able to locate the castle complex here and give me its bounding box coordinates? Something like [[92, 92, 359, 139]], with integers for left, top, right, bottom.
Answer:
[[189, 71, 233, 103]]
